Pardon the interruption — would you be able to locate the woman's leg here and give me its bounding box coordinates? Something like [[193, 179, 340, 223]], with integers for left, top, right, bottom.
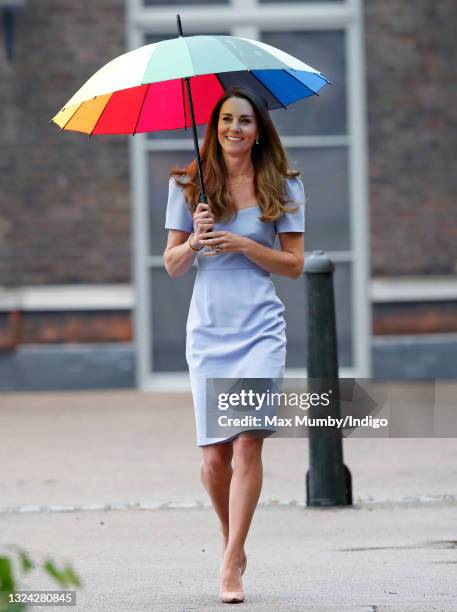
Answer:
[[200, 442, 234, 544], [220, 433, 264, 592]]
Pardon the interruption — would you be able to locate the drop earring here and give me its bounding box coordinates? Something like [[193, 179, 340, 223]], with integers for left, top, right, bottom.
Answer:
[[255, 136, 260, 145]]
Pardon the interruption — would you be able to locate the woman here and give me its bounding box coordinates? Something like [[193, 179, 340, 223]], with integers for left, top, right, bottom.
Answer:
[[163, 86, 305, 604]]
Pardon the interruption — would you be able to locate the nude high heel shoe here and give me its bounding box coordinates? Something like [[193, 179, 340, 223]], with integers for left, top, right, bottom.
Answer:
[[220, 590, 245, 604], [219, 566, 245, 603]]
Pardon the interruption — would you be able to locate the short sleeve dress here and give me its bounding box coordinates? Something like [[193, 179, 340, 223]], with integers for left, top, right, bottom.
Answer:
[[165, 176, 305, 446]]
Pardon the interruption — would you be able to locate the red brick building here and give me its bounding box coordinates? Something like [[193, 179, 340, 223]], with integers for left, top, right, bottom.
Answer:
[[1, 0, 456, 390]]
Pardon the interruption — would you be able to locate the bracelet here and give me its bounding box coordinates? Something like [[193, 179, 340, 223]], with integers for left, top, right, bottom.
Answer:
[[188, 232, 202, 252]]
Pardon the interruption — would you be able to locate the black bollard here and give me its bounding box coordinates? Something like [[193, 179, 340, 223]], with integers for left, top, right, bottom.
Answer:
[[305, 250, 352, 506]]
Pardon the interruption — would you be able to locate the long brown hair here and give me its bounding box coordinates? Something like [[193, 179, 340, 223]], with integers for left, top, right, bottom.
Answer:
[[170, 86, 300, 223]]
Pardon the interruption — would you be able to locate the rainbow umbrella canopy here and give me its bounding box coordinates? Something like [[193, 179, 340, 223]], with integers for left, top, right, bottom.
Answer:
[[51, 16, 330, 198]]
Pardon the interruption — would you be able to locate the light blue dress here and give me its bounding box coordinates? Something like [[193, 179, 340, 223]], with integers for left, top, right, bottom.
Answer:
[[165, 176, 305, 446]]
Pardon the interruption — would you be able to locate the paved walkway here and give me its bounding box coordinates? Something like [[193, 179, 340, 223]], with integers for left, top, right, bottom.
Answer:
[[1, 389, 456, 610]]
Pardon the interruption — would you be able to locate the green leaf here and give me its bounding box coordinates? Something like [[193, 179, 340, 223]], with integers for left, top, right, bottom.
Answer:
[[42, 561, 81, 588], [0, 557, 15, 592], [0, 556, 27, 612], [0, 596, 28, 612], [61, 565, 81, 588], [15, 549, 34, 574], [42, 560, 65, 586]]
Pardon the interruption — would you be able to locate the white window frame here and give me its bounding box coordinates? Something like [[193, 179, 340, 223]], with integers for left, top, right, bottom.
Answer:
[[126, 0, 371, 390]]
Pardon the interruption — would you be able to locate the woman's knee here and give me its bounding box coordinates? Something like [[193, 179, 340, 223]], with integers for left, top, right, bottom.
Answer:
[[233, 434, 263, 466], [201, 444, 233, 476]]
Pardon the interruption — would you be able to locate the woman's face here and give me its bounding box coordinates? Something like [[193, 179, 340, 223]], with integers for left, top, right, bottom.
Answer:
[[217, 96, 259, 157]]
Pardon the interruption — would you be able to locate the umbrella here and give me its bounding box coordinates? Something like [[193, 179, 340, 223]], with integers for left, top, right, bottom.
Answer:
[[51, 15, 331, 202]]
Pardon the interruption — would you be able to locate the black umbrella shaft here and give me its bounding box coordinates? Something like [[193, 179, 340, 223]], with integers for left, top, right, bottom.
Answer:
[[184, 77, 207, 204], [176, 14, 183, 36], [177, 14, 207, 204]]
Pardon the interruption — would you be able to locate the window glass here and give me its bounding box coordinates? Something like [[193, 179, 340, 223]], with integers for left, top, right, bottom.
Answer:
[[148, 151, 196, 256], [273, 261, 353, 368], [150, 267, 196, 372], [148, 146, 350, 254], [288, 146, 350, 251], [261, 30, 347, 136], [150, 259, 352, 371]]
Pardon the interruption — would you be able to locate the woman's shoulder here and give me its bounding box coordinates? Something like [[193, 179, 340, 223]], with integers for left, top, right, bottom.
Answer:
[[284, 175, 304, 190], [284, 175, 305, 203], [170, 173, 191, 188], [165, 175, 194, 231]]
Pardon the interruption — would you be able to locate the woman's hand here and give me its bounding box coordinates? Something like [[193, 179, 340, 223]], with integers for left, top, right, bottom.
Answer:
[[199, 230, 249, 256], [192, 203, 215, 249]]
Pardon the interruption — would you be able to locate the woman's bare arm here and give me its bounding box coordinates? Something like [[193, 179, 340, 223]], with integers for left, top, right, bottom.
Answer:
[[242, 232, 304, 279], [163, 202, 215, 278], [163, 230, 196, 278], [199, 229, 304, 279]]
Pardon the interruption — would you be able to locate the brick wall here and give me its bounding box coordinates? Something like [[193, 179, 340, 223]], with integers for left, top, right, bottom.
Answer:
[[3, 1, 455, 286], [364, 0, 457, 276], [0, 0, 130, 287], [1, 1, 456, 348], [0, 310, 132, 350]]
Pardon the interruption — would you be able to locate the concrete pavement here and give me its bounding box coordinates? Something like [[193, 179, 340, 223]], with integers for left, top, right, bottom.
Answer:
[[1, 389, 456, 611]]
